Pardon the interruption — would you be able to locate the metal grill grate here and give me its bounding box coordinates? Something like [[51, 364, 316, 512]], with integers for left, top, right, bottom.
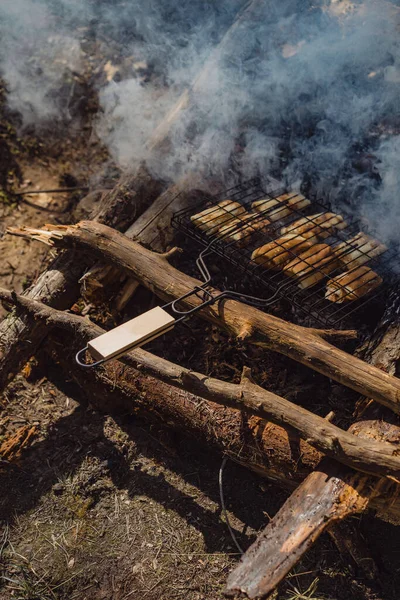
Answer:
[[171, 177, 397, 328]]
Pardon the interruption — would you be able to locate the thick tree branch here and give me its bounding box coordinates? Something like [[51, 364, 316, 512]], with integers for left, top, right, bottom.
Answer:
[[2, 286, 400, 480], [7, 221, 400, 415]]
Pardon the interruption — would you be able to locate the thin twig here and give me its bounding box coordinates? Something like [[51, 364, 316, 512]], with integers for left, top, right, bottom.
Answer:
[[219, 457, 244, 555], [14, 187, 90, 196]]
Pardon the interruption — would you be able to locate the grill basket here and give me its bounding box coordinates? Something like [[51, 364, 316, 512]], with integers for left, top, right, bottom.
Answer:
[[171, 177, 396, 328]]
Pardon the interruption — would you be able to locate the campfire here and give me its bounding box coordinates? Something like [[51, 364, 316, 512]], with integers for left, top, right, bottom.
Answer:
[[1, 0, 400, 598]]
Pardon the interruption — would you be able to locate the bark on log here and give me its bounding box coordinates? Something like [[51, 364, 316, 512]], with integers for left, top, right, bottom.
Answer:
[[37, 312, 400, 526], [225, 312, 400, 598], [2, 287, 400, 479], [11, 221, 400, 415], [0, 165, 163, 393]]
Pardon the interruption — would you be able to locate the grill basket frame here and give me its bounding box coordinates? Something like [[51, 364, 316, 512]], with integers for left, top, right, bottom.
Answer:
[[171, 177, 396, 328]]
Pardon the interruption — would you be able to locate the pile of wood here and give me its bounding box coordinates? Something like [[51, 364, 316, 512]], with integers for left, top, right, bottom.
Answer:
[[1, 3, 400, 596], [2, 180, 400, 597]]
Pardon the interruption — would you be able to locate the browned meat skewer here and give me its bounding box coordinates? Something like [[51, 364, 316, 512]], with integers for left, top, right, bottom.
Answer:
[[325, 266, 383, 303], [283, 243, 339, 289], [251, 234, 313, 270]]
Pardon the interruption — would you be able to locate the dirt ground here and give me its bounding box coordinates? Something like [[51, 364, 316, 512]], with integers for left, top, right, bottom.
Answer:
[[0, 71, 400, 600]]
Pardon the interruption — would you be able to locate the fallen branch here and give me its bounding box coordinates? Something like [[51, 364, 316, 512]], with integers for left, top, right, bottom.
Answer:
[[2, 285, 400, 479], [16, 294, 399, 525], [9, 221, 400, 416]]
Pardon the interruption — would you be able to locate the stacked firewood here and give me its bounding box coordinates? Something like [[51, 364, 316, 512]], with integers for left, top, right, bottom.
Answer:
[[1, 2, 400, 596]]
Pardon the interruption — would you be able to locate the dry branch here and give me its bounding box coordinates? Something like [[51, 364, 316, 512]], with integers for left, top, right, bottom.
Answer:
[[9, 220, 400, 415], [1, 286, 400, 479]]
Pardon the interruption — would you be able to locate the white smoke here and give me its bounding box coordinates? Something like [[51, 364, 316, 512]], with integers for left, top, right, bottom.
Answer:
[[368, 135, 400, 244], [0, 0, 84, 124], [0, 0, 399, 241]]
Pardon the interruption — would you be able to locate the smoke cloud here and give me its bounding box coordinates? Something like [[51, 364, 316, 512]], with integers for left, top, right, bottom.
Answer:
[[0, 0, 399, 241]]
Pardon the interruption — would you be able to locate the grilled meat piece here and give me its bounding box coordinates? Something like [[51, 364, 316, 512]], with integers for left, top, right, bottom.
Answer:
[[251, 234, 313, 270], [190, 200, 247, 235], [217, 213, 270, 247], [334, 232, 387, 268], [281, 212, 347, 243], [325, 266, 382, 303], [252, 192, 310, 221], [283, 243, 338, 289]]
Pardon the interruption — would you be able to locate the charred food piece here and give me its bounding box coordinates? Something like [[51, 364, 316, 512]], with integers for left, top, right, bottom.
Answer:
[[283, 243, 338, 289], [217, 213, 271, 246], [334, 232, 387, 268], [190, 200, 247, 235], [251, 234, 313, 270], [281, 212, 347, 243], [252, 192, 310, 221], [325, 266, 382, 303]]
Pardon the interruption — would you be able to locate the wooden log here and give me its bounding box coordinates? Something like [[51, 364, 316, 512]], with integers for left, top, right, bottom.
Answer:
[[11, 220, 400, 415], [0, 165, 163, 393], [225, 312, 400, 599], [23, 301, 400, 525], [2, 286, 400, 479]]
